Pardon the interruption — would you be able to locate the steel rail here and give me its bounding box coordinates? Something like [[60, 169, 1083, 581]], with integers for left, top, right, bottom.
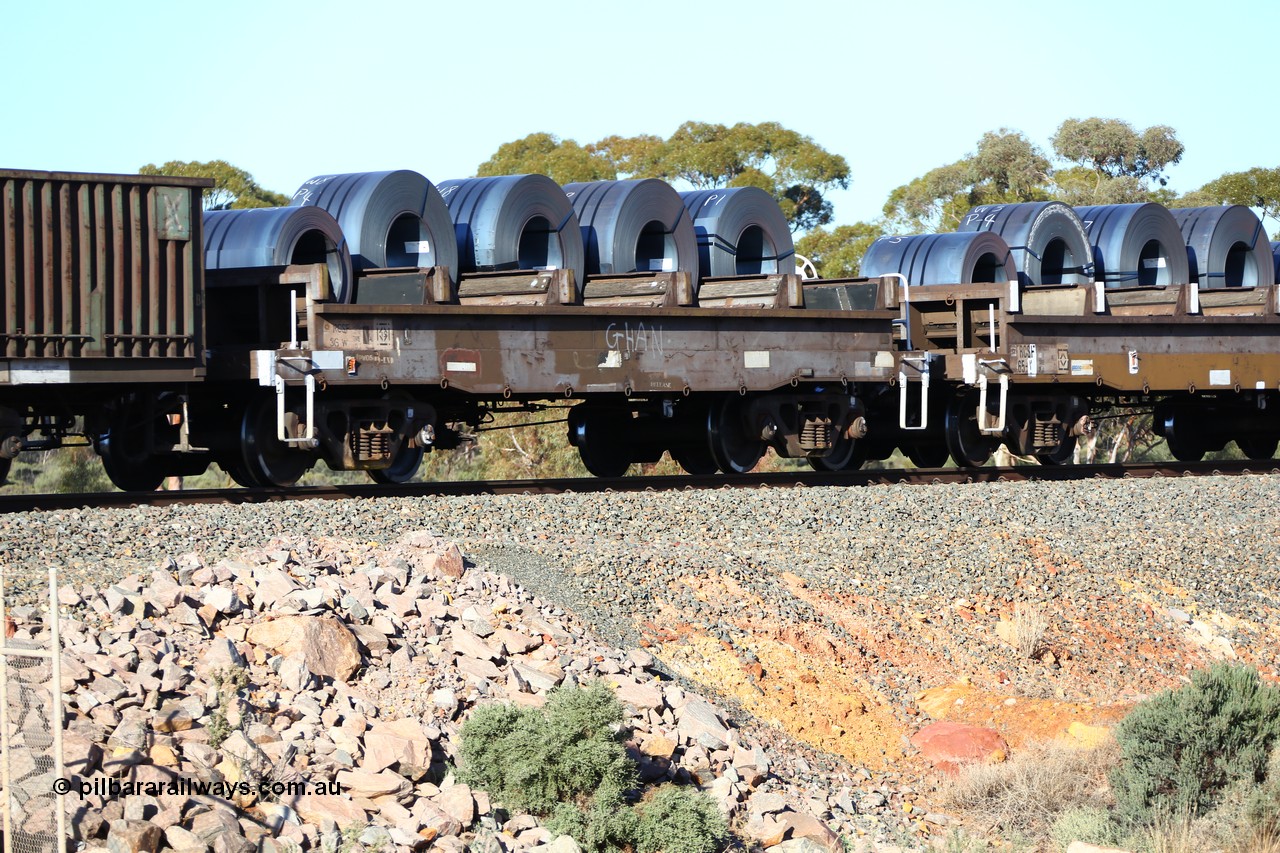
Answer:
[[1, 460, 1277, 515]]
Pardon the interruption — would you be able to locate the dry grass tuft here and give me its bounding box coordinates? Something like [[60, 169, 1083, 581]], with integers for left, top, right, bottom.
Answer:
[[1012, 601, 1049, 658], [942, 737, 1117, 839]]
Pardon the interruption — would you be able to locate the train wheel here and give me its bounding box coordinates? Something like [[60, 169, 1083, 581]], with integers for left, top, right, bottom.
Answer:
[[944, 389, 999, 467], [239, 396, 314, 487], [1237, 436, 1278, 461], [1160, 411, 1204, 462], [219, 457, 264, 488], [369, 442, 425, 484], [809, 434, 867, 472], [708, 396, 764, 474], [1036, 437, 1077, 466], [97, 403, 167, 491], [904, 442, 949, 469], [570, 409, 632, 477], [672, 444, 719, 475]]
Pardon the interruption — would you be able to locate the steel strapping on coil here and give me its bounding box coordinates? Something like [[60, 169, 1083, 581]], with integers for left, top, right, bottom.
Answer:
[[958, 202, 1094, 286], [563, 179, 698, 281], [203, 207, 353, 302], [860, 232, 1017, 284], [1170, 205, 1274, 289], [289, 170, 459, 285], [680, 187, 795, 281], [1074, 203, 1189, 289], [437, 175, 585, 284]]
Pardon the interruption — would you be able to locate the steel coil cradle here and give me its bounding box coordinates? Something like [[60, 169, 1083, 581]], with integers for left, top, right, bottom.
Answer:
[[860, 231, 1017, 284], [563, 179, 699, 281], [1074, 203, 1188, 288], [203, 207, 353, 302], [437, 175, 585, 285], [290, 170, 459, 284], [681, 187, 795, 280], [1170, 205, 1274, 289], [957, 202, 1093, 287]]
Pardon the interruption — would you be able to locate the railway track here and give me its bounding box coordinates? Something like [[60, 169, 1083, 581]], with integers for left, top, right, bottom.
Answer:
[[2, 459, 1277, 514]]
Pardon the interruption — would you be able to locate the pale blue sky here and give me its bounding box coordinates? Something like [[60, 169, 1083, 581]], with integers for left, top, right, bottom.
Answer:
[[5, 0, 1276, 228]]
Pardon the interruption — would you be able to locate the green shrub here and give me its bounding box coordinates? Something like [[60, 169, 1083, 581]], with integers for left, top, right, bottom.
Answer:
[[460, 684, 727, 853], [1050, 806, 1123, 850], [458, 683, 635, 816], [1110, 663, 1280, 825], [635, 785, 728, 853], [546, 778, 641, 853]]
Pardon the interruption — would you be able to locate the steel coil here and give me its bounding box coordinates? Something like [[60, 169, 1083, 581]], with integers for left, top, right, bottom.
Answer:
[[1073, 203, 1189, 288], [563, 179, 698, 280], [1272, 242, 1280, 284], [680, 188, 795, 280], [203, 207, 353, 302], [1170, 206, 1273, 289], [289, 170, 458, 283], [860, 232, 1016, 284], [437, 175, 584, 284], [957, 202, 1093, 286]]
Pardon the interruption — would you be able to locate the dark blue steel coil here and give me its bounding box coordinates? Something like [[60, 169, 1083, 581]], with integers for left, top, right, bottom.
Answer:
[[860, 232, 1016, 284], [1272, 242, 1280, 284], [680, 188, 795, 280], [562, 179, 699, 281], [1170, 206, 1274, 289], [957, 202, 1093, 286], [436, 175, 584, 284], [1073, 203, 1189, 288], [203, 207, 353, 302], [290, 170, 459, 284]]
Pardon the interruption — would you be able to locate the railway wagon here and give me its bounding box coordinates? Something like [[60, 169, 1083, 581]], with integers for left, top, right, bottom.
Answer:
[[0, 168, 902, 489], [858, 201, 1280, 467], [0, 170, 210, 485]]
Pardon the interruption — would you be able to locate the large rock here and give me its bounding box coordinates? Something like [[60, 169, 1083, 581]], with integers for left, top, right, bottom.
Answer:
[[287, 793, 368, 828], [437, 783, 476, 827], [362, 718, 434, 772], [775, 812, 841, 853], [246, 615, 361, 681], [336, 768, 411, 799], [676, 696, 730, 750], [107, 819, 163, 853], [910, 721, 1009, 774], [609, 677, 664, 711]]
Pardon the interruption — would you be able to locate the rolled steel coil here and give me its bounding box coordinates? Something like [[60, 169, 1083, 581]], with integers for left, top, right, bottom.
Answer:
[[437, 175, 584, 284], [563, 179, 699, 281], [860, 232, 1016, 284], [680, 188, 795, 280], [1073, 203, 1189, 288], [957, 202, 1094, 286], [1170, 206, 1273, 289], [290, 170, 459, 284], [1272, 242, 1280, 284], [203, 207, 353, 302]]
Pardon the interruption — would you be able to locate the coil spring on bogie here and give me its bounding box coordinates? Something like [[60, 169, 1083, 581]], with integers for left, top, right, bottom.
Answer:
[[800, 417, 834, 451], [1033, 418, 1062, 448], [352, 424, 394, 462]]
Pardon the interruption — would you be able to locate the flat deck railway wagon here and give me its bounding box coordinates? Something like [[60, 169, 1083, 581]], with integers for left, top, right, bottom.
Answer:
[[857, 201, 1280, 467], [0, 168, 900, 489]]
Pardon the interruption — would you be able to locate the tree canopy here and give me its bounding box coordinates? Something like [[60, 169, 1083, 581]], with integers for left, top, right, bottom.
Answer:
[[881, 130, 1051, 232], [138, 160, 289, 210], [475, 122, 850, 232], [1181, 167, 1280, 224]]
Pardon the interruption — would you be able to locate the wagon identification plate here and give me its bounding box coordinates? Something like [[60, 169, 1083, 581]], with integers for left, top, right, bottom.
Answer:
[[1011, 343, 1068, 376]]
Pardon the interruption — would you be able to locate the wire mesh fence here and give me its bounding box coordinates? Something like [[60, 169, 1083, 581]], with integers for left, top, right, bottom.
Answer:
[[1, 567, 65, 853]]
